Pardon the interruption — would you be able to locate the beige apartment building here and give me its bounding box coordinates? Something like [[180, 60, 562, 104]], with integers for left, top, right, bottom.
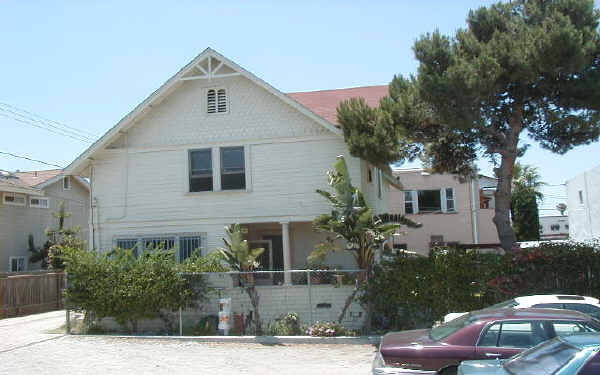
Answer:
[[389, 169, 500, 255]]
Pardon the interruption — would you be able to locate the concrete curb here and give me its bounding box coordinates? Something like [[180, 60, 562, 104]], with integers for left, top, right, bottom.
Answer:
[[75, 334, 381, 345]]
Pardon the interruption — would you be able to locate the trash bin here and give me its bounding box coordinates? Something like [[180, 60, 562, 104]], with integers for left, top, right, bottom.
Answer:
[[218, 298, 232, 335]]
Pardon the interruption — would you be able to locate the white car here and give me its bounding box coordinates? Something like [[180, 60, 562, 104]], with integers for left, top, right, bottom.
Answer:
[[444, 295, 600, 323]]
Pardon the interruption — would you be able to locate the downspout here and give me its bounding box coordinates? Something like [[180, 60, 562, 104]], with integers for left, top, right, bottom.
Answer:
[[89, 161, 95, 250], [471, 177, 480, 245], [106, 131, 129, 222], [584, 171, 594, 239]]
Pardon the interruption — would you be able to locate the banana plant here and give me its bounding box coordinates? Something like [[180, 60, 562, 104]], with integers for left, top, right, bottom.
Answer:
[[216, 224, 264, 334]]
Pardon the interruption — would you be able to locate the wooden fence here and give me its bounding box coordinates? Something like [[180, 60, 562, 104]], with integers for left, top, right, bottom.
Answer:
[[0, 271, 65, 319]]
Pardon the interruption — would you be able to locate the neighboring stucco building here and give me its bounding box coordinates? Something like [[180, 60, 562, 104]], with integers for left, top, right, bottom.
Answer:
[[389, 169, 500, 254], [63, 48, 395, 283], [567, 164, 600, 242], [539, 215, 569, 240], [0, 170, 89, 272]]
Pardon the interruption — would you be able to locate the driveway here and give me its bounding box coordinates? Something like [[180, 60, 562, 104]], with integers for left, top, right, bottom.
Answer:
[[0, 311, 375, 374]]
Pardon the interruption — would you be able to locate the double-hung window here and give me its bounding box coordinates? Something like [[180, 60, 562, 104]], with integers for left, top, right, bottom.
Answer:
[[403, 188, 456, 214], [30, 197, 49, 209], [3, 193, 25, 206], [115, 234, 203, 262], [9, 257, 26, 272], [143, 237, 176, 252], [189, 149, 213, 192], [63, 176, 71, 190], [220, 146, 245, 190]]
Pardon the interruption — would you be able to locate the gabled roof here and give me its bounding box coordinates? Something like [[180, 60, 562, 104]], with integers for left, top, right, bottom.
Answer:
[[0, 169, 89, 193], [14, 169, 62, 187], [287, 85, 389, 125], [64, 48, 346, 176]]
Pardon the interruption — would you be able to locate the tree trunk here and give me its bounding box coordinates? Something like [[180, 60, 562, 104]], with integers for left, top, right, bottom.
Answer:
[[245, 286, 262, 335], [492, 110, 522, 252]]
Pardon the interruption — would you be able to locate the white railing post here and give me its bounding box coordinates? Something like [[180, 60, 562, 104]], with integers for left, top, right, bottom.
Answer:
[[307, 270, 313, 325]]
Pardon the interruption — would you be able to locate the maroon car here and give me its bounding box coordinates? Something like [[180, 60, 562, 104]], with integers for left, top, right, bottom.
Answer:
[[372, 308, 600, 375]]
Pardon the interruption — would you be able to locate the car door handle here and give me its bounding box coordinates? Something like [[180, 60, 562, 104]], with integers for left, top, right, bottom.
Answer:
[[485, 353, 502, 358]]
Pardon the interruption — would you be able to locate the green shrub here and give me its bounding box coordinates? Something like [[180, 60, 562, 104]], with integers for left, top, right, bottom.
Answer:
[[63, 247, 212, 333], [265, 312, 303, 336], [364, 242, 600, 331]]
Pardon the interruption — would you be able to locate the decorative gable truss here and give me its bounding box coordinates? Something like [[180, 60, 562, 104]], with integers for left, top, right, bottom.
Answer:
[[180, 55, 240, 81]]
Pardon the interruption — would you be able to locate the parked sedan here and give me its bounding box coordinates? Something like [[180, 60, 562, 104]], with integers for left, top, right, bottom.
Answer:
[[372, 308, 600, 375], [443, 295, 600, 323], [458, 333, 600, 375]]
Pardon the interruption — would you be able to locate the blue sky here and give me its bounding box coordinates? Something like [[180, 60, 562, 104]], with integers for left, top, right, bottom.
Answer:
[[1, 0, 598, 215]]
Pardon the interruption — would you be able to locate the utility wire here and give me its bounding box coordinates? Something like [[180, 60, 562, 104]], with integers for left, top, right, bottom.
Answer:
[[0, 112, 92, 144], [0, 101, 99, 139], [0, 151, 64, 168], [0, 106, 94, 142]]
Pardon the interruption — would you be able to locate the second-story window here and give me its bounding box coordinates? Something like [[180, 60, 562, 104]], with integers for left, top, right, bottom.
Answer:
[[445, 188, 455, 212], [221, 146, 245, 190], [207, 88, 228, 114], [404, 191, 415, 214], [403, 188, 456, 214], [189, 149, 213, 192], [63, 176, 71, 190]]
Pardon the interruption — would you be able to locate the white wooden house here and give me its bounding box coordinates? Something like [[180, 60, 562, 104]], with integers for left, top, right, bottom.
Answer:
[[64, 48, 395, 283]]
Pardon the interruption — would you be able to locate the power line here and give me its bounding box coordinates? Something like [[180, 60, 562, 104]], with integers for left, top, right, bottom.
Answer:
[[0, 151, 63, 168], [0, 106, 94, 142], [0, 101, 100, 139], [0, 111, 92, 144]]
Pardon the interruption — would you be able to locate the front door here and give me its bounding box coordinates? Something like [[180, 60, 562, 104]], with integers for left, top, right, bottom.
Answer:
[[263, 235, 283, 284]]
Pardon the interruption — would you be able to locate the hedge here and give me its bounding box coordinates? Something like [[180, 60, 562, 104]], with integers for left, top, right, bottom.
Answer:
[[364, 241, 600, 331]]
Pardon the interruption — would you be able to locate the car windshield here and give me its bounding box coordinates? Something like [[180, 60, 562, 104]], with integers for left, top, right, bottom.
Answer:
[[486, 299, 518, 309], [503, 338, 580, 375], [430, 313, 473, 341]]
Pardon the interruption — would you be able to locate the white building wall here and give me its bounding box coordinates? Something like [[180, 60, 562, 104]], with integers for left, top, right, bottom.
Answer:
[[567, 164, 600, 241], [539, 216, 569, 240], [89, 73, 375, 255]]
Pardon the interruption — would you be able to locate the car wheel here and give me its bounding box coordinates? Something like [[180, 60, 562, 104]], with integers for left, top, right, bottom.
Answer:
[[439, 366, 457, 375]]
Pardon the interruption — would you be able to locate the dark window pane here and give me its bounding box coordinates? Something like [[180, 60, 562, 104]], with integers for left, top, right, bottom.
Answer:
[[222, 173, 246, 190], [221, 147, 244, 171], [180, 236, 202, 262], [418, 190, 441, 212], [221, 147, 245, 190], [190, 149, 212, 172], [190, 149, 213, 192], [532, 303, 563, 309], [564, 303, 600, 318], [144, 237, 175, 251], [190, 176, 213, 192], [404, 203, 414, 214]]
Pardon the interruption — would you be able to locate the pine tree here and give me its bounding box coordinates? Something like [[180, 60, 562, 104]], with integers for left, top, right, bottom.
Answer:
[[338, 0, 600, 251]]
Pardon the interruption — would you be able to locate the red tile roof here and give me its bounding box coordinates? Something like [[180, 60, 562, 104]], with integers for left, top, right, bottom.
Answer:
[[287, 85, 388, 125], [13, 169, 62, 187]]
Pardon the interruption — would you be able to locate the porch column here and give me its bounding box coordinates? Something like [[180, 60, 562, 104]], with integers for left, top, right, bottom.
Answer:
[[281, 221, 292, 285]]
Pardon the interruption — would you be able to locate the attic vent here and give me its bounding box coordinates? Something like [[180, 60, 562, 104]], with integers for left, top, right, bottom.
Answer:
[[217, 89, 227, 113], [207, 88, 228, 114], [207, 89, 216, 113]]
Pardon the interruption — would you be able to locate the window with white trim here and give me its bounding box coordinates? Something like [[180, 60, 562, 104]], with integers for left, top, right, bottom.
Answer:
[[63, 176, 71, 190], [189, 149, 213, 192], [115, 234, 203, 262], [207, 88, 228, 114], [403, 188, 456, 214], [30, 197, 49, 209], [445, 188, 455, 212], [220, 146, 245, 190], [579, 190, 584, 204], [9, 256, 26, 272], [3, 193, 26, 206], [179, 236, 202, 262], [404, 191, 415, 214]]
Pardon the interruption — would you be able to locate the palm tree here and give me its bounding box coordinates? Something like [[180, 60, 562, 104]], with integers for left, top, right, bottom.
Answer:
[[311, 156, 420, 323], [216, 224, 264, 334]]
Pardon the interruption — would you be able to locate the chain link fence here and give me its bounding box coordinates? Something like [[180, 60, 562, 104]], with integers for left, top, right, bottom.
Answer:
[[66, 269, 367, 336]]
